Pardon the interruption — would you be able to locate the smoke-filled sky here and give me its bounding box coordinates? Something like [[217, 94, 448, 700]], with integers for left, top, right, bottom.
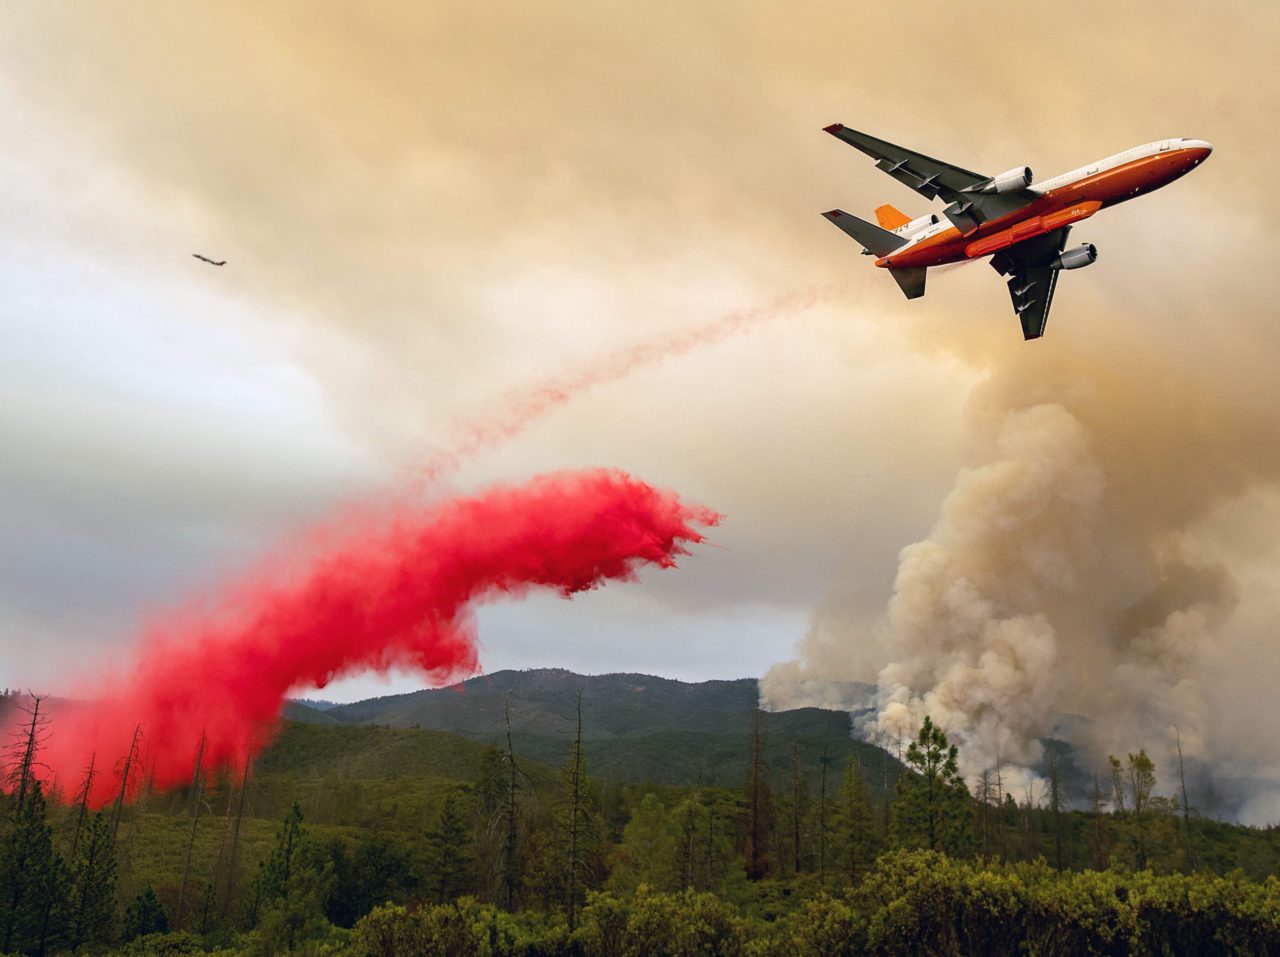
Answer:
[[4, 1, 1280, 810]]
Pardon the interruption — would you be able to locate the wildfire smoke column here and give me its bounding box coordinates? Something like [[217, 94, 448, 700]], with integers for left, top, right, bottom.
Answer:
[[22, 469, 718, 808]]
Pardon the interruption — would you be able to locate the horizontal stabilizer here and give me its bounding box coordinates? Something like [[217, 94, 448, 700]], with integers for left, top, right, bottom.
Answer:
[[889, 266, 927, 300], [821, 209, 907, 257]]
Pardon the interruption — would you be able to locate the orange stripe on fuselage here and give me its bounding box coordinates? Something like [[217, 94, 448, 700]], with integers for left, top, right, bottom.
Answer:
[[875, 146, 1210, 269]]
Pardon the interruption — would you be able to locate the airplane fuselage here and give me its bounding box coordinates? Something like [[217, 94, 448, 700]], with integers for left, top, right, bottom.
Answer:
[[876, 139, 1212, 270]]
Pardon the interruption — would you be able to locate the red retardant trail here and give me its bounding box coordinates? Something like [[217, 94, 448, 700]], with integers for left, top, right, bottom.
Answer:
[[423, 285, 831, 480], [25, 470, 718, 808]]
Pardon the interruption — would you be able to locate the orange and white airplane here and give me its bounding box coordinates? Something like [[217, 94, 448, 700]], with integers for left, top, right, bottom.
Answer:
[[821, 125, 1212, 339]]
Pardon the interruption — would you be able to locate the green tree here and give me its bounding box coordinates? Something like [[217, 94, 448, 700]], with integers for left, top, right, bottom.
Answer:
[[609, 794, 678, 894], [1108, 749, 1159, 870], [247, 803, 334, 952], [890, 716, 973, 856], [250, 801, 305, 921], [833, 759, 879, 883], [123, 887, 169, 941], [252, 865, 334, 956], [425, 789, 473, 903], [0, 780, 67, 955], [322, 833, 418, 927], [1127, 750, 1155, 869], [68, 810, 117, 950]]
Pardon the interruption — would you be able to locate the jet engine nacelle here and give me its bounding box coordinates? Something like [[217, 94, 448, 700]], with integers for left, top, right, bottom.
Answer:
[[974, 166, 1034, 194], [895, 213, 939, 237], [1051, 243, 1098, 270]]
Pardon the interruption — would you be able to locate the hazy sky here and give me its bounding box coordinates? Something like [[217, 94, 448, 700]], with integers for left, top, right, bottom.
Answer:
[[3, 1, 1277, 717]]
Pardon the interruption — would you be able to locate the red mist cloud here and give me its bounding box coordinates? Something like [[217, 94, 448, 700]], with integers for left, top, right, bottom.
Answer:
[[27, 470, 717, 807], [13, 287, 835, 804]]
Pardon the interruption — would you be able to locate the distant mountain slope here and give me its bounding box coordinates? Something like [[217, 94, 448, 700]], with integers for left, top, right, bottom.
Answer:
[[282, 700, 344, 725], [320, 669, 899, 794], [327, 668, 762, 739]]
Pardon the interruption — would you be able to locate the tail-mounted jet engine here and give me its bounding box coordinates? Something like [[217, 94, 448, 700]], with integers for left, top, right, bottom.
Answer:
[[971, 166, 1034, 194], [894, 213, 939, 238], [1051, 243, 1098, 270]]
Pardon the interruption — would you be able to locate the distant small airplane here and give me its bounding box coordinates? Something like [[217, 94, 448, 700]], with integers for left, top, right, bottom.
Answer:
[[820, 126, 1212, 339], [192, 253, 226, 266]]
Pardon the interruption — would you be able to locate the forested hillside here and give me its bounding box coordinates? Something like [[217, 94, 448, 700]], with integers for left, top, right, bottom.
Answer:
[[295, 669, 890, 793], [2, 678, 1279, 955]]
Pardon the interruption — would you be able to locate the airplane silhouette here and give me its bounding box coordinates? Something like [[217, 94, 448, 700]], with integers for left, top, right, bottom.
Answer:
[[192, 253, 226, 266]]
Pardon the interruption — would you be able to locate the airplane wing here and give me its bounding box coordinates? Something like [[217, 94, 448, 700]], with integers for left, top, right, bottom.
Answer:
[[823, 124, 988, 204], [823, 124, 1037, 232], [990, 228, 1071, 340]]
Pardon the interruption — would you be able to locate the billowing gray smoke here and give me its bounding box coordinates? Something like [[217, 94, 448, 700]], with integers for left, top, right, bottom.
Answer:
[[763, 317, 1280, 810]]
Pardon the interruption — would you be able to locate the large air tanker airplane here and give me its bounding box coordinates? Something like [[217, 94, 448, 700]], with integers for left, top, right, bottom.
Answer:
[[821, 126, 1212, 339]]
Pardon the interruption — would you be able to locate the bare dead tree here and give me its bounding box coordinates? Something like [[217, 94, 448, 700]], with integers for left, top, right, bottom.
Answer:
[[111, 725, 143, 843], [2, 694, 50, 954], [565, 690, 584, 931], [1172, 726, 1192, 864], [5, 694, 49, 820], [177, 731, 208, 923], [975, 770, 994, 856], [501, 694, 523, 911], [220, 755, 253, 919], [68, 753, 97, 862], [1048, 748, 1065, 870]]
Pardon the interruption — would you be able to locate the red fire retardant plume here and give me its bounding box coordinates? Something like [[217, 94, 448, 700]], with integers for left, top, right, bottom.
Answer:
[[27, 469, 718, 808]]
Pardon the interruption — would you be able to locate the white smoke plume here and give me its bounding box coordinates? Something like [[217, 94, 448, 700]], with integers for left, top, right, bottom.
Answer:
[[763, 323, 1276, 796]]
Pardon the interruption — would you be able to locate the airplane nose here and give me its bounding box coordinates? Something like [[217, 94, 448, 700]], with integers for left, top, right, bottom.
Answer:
[[1183, 138, 1213, 155]]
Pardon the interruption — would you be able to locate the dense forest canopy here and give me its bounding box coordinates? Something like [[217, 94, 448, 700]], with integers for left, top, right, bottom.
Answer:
[[2, 675, 1279, 955]]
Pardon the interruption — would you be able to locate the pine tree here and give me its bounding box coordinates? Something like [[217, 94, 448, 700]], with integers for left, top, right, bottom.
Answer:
[[248, 802, 333, 952], [834, 759, 878, 883], [0, 781, 67, 955], [1, 698, 69, 956], [122, 887, 168, 941], [250, 802, 304, 923], [68, 810, 117, 950], [890, 716, 974, 856], [425, 790, 473, 903]]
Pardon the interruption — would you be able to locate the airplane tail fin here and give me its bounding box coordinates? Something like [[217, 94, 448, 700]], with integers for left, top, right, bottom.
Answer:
[[821, 209, 907, 257], [874, 204, 912, 230]]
